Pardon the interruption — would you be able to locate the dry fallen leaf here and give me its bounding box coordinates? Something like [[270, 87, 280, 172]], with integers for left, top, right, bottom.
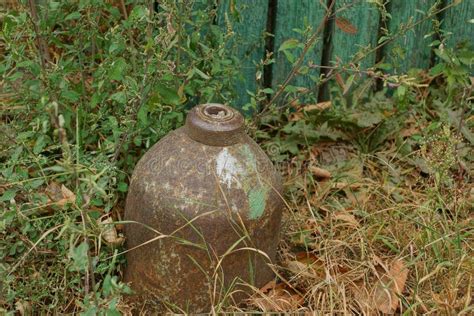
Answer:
[[335, 72, 345, 90], [334, 211, 360, 227], [303, 101, 332, 112], [289, 111, 305, 121], [15, 300, 32, 316], [100, 217, 125, 247], [400, 126, 420, 137], [343, 187, 370, 207], [45, 182, 76, 207], [250, 281, 304, 312], [60, 185, 75, 201], [332, 182, 362, 190], [335, 17, 358, 34], [309, 166, 331, 180], [45, 182, 62, 200], [286, 252, 325, 281], [351, 259, 408, 314], [372, 259, 409, 314]]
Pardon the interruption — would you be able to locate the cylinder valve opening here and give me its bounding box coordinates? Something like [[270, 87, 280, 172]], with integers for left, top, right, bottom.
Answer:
[[201, 104, 234, 121], [185, 103, 244, 146]]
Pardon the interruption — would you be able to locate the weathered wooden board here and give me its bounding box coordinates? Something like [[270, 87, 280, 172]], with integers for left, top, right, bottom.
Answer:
[[330, 0, 380, 71], [272, 0, 327, 95], [217, 0, 268, 107], [214, 0, 471, 111], [385, 0, 439, 73], [442, 0, 474, 49]]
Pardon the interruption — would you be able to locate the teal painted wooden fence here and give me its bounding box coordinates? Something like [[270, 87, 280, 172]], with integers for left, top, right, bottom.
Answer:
[[213, 0, 473, 108]]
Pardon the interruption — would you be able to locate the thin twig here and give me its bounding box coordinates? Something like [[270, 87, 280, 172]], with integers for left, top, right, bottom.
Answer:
[[111, 3, 157, 163], [77, 205, 98, 307], [359, 0, 459, 65], [27, 0, 51, 68], [259, 0, 336, 116]]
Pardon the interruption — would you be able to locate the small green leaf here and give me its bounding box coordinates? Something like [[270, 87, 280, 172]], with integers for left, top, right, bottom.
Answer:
[[11, 146, 23, 161], [128, 5, 148, 22], [193, 67, 210, 80], [65, 12, 81, 21], [33, 135, 48, 154], [396, 85, 407, 99], [0, 190, 16, 202], [69, 241, 89, 272], [110, 91, 127, 104], [137, 104, 149, 125], [434, 48, 452, 64], [109, 40, 125, 54], [62, 90, 81, 102], [376, 63, 392, 71], [102, 274, 113, 296], [429, 40, 441, 47], [279, 39, 299, 51], [117, 182, 128, 192], [283, 50, 295, 64], [27, 179, 44, 189], [348, 111, 385, 128], [156, 84, 181, 105], [430, 63, 445, 76], [298, 65, 309, 75], [133, 135, 142, 146], [109, 58, 128, 81]]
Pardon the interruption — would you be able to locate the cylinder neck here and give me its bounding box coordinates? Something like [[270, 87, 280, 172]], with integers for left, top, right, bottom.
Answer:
[[184, 104, 245, 146]]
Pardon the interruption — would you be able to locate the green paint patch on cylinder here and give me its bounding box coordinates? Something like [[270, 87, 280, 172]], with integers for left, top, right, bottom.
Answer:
[[238, 144, 269, 219], [248, 186, 268, 219]]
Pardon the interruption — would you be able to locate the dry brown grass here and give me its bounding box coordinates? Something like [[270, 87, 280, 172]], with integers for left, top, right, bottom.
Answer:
[[244, 138, 473, 315]]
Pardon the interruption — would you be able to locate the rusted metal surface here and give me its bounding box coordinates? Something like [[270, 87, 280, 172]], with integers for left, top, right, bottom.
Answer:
[[124, 104, 284, 313]]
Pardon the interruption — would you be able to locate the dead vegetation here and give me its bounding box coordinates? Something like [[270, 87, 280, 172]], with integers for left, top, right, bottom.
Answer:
[[244, 127, 473, 314], [1, 0, 473, 314]]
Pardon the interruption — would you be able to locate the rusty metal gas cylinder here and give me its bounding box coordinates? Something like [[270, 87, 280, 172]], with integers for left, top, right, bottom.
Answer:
[[124, 103, 283, 312]]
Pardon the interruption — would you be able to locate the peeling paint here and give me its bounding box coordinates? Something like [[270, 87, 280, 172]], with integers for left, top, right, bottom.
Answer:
[[216, 148, 244, 189], [248, 186, 268, 219], [238, 144, 269, 219]]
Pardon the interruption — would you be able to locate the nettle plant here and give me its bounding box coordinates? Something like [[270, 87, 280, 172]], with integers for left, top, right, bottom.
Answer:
[[1, 0, 239, 313]]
